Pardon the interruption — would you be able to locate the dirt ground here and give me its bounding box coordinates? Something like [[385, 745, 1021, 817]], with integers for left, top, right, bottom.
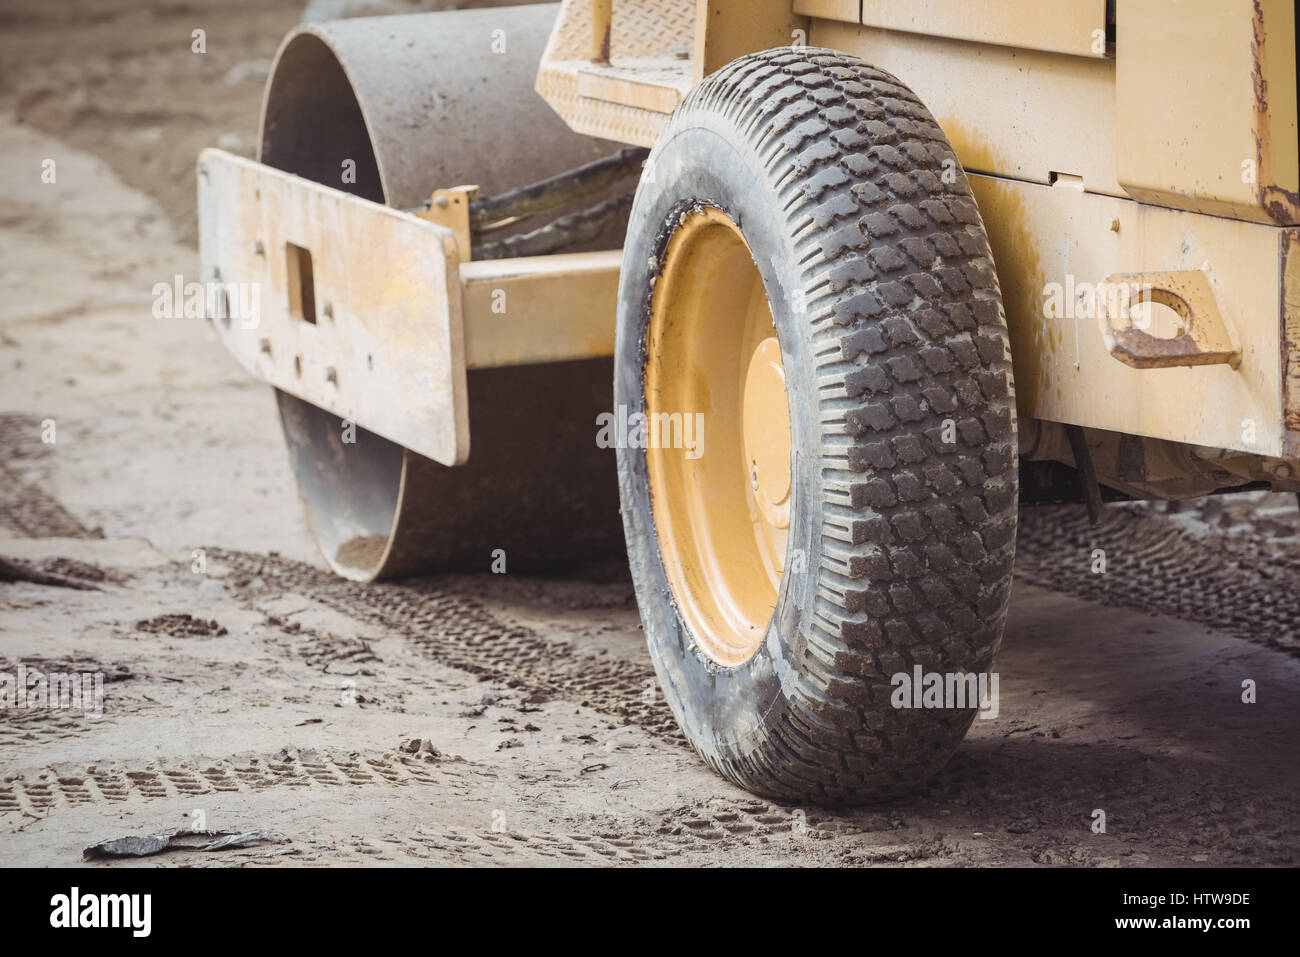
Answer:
[[1, 0, 1297, 867]]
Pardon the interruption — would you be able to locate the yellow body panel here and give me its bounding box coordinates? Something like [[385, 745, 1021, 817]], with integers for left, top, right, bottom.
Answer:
[[792, 0, 857, 24], [811, 18, 1120, 195], [858, 0, 1108, 59], [1117, 0, 1299, 226], [970, 173, 1295, 458]]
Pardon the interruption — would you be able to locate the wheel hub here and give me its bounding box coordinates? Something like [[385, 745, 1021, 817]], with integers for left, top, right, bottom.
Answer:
[[643, 208, 792, 667], [743, 337, 791, 531]]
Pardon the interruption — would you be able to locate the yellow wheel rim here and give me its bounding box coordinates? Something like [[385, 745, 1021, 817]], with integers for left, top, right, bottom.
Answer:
[[645, 207, 792, 668]]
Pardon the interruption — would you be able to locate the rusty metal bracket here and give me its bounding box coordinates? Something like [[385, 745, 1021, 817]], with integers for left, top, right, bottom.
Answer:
[[417, 185, 478, 262], [1096, 269, 1241, 369]]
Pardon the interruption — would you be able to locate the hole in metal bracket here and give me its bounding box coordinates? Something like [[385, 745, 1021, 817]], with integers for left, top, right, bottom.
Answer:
[[285, 242, 317, 324]]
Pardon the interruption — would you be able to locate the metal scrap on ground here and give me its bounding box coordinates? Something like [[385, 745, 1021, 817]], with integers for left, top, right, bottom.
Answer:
[[83, 828, 285, 859]]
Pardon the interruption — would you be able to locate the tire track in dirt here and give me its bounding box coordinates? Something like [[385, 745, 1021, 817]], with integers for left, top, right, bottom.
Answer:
[[0, 414, 101, 540], [1017, 503, 1300, 658], [211, 548, 687, 745], [0, 461, 101, 541], [0, 656, 135, 747], [1, 743, 863, 865], [344, 795, 883, 866], [211, 491, 1300, 752], [0, 746, 468, 818]]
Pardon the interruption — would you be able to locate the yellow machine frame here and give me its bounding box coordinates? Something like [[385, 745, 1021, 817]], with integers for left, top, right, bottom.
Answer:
[[536, 0, 1300, 479], [200, 0, 1300, 503]]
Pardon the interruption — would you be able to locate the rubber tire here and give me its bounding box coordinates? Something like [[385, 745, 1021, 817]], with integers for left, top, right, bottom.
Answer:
[[615, 47, 1018, 803]]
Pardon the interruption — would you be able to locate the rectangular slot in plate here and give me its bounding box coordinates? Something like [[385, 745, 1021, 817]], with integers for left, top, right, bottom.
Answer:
[[284, 241, 317, 324]]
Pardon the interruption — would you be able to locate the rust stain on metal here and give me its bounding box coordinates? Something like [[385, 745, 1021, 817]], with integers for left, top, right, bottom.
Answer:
[[1281, 230, 1300, 433], [1251, 0, 1300, 224]]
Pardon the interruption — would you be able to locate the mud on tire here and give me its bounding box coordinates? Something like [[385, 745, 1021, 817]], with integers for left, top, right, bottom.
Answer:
[[614, 47, 1019, 803]]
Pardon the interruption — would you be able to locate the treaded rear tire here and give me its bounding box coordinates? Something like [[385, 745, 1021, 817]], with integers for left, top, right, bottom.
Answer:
[[615, 47, 1018, 803]]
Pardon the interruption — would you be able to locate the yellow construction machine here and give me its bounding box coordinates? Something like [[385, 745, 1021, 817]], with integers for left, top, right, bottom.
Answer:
[[197, 1, 1300, 802]]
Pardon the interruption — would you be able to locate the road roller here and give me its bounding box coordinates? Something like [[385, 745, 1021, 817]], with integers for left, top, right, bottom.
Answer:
[[199, 0, 1300, 802]]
